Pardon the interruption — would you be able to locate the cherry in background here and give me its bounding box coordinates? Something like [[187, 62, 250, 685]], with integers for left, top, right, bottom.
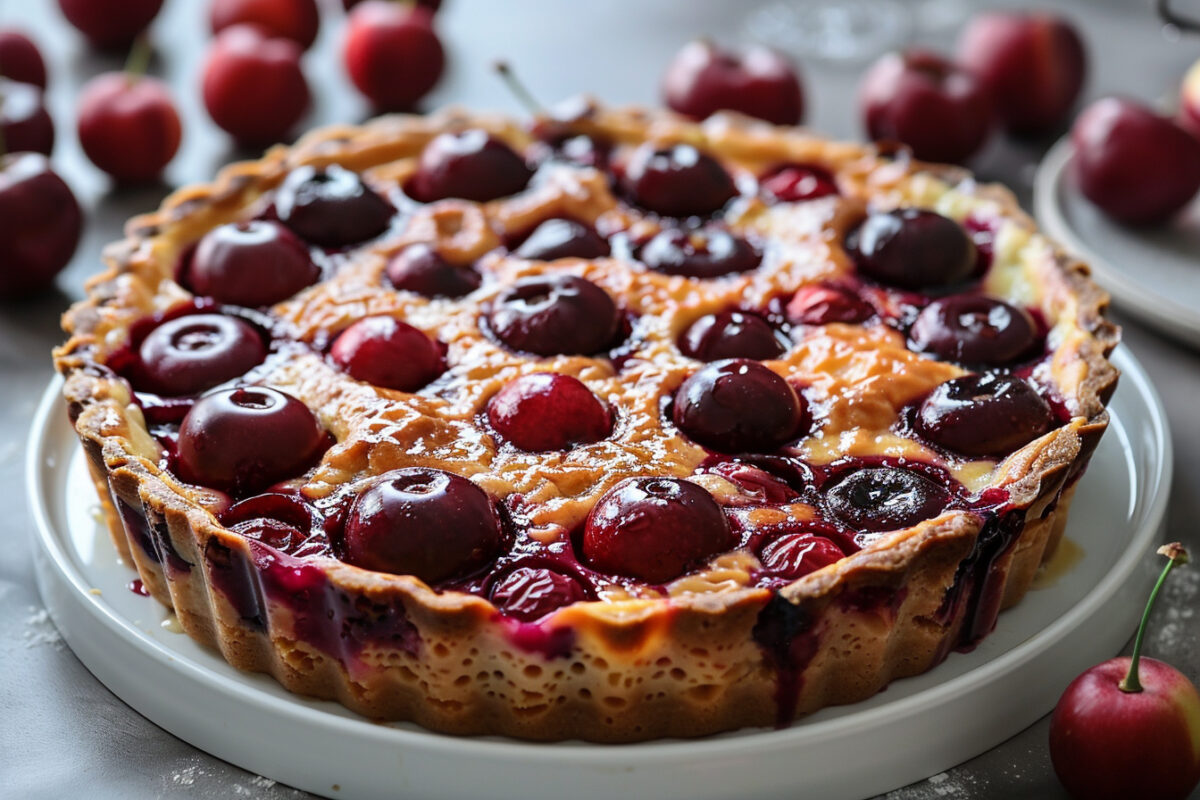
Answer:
[[202, 24, 310, 145], [0, 78, 54, 156], [1182, 60, 1200, 138], [344, 1, 444, 111], [662, 39, 804, 126], [0, 31, 47, 88], [0, 153, 82, 299], [343, 0, 442, 11], [211, 0, 321, 51], [58, 0, 164, 50]]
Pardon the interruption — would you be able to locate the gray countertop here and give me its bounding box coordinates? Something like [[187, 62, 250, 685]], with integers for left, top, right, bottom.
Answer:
[[2, 0, 1199, 797]]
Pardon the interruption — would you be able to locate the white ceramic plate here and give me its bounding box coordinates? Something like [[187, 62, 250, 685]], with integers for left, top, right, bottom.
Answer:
[[1034, 137, 1200, 348], [28, 346, 1171, 800]]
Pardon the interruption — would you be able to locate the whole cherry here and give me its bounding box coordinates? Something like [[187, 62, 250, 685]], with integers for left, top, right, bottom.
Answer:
[[274, 164, 394, 248], [673, 358, 806, 453], [825, 465, 951, 533], [786, 284, 874, 326], [1182, 60, 1200, 138], [661, 39, 804, 126], [329, 315, 445, 392], [908, 295, 1040, 366], [758, 532, 844, 582], [137, 313, 266, 396], [186, 220, 319, 306], [0, 153, 82, 299], [0, 31, 47, 88], [486, 372, 612, 452], [407, 129, 532, 203], [845, 208, 977, 290], [202, 24, 310, 145], [914, 373, 1054, 458], [489, 566, 587, 622], [679, 310, 785, 362], [0, 78, 54, 156], [385, 242, 480, 298], [58, 0, 163, 50], [487, 273, 620, 357], [638, 226, 761, 279], [622, 143, 737, 218], [1050, 543, 1200, 800], [514, 218, 610, 261], [211, 0, 321, 50], [344, 1, 444, 111]]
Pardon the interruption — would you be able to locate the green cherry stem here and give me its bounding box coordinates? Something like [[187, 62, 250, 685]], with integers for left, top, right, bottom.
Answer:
[[1120, 542, 1190, 693], [124, 33, 153, 84], [492, 60, 544, 117]]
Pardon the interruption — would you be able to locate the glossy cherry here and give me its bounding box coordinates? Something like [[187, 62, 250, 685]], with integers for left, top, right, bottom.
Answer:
[[489, 566, 587, 622], [487, 373, 611, 452], [673, 359, 805, 453], [760, 164, 838, 202], [341, 467, 503, 582], [915, 373, 1054, 458], [211, 0, 320, 50], [638, 227, 761, 278], [406, 130, 532, 203], [859, 49, 993, 164], [221, 491, 320, 552], [385, 242, 480, 298], [825, 466, 952, 533], [137, 313, 266, 396], [176, 386, 327, 494], [0, 153, 82, 299], [582, 477, 734, 583], [909, 295, 1039, 366], [330, 315, 444, 392], [77, 72, 181, 182], [0, 31, 47, 88], [679, 310, 785, 361], [845, 209, 977, 290], [274, 164, 394, 248], [344, 2, 444, 111], [786, 284, 874, 326], [759, 532, 845, 581], [513, 218, 610, 261], [487, 273, 620, 357], [187, 220, 319, 307], [57, 0, 163, 49], [202, 24, 310, 145], [661, 39, 804, 126], [622, 143, 737, 218], [0, 78, 54, 156]]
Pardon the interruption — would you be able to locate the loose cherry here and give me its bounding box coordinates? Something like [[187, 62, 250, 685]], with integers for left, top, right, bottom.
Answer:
[[187, 220, 319, 307], [344, 1, 444, 111], [622, 143, 737, 218], [582, 477, 734, 584], [211, 0, 321, 50], [758, 532, 844, 581], [406, 130, 532, 203], [673, 358, 805, 453], [679, 310, 785, 361], [274, 164, 394, 248], [57, 0, 163, 50], [489, 566, 587, 622], [513, 218, 610, 261], [202, 24, 310, 145], [137, 313, 266, 396], [0, 153, 82, 299], [486, 373, 611, 452], [487, 273, 620, 356], [786, 284, 874, 326], [760, 164, 838, 202], [77, 71, 181, 182], [661, 39, 804, 126], [385, 242, 480, 298], [330, 315, 444, 392], [825, 466, 951, 532], [0, 78, 54, 156], [915, 373, 1054, 457], [638, 227, 761, 279], [0, 31, 47, 88], [845, 209, 977, 290], [341, 467, 503, 583], [909, 295, 1039, 366]]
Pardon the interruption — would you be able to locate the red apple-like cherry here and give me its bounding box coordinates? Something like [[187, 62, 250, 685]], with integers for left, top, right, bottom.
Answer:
[[202, 24, 310, 145], [1071, 97, 1200, 225], [58, 0, 164, 50], [1050, 543, 1200, 800], [0, 153, 82, 299], [662, 39, 804, 126], [0, 78, 54, 156], [0, 31, 47, 88], [344, 1, 444, 111], [1181, 60, 1200, 139], [77, 72, 181, 182], [957, 11, 1087, 136], [859, 49, 993, 164], [211, 0, 321, 50]]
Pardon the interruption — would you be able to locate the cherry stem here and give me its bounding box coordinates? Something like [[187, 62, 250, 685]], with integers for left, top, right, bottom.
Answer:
[[492, 60, 544, 117], [1120, 542, 1190, 693], [124, 34, 153, 83]]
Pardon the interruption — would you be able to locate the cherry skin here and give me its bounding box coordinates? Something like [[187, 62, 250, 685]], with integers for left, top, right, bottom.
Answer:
[[957, 12, 1086, 137], [220, 491, 321, 553], [583, 477, 734, 584], [0, 153, 82, 299], [759, 533, 845, 581], [344, 2, 444, 111], [57, 0, 163, 49], [825, 466, 952, 533], [622, 143, 737, 218], [909, 296, 1039, 366], [341, 467, 503, 583], [407, 130, 532, 203], [673, 358, 805, 453], [137, 313, 266, 396], [760, 164, 838, 202], [859, 49, 993, 164], [638, 227, 761, 279], [915, 373, 1054, 458], [514, 218, 610, 261], [661, 39, 804, 126], [211, 0, 320, 50], [786, 284, 874, 326], [679, 310, 785, 362], [1182, 60, 1200, 139], [176, 386, 327, 495], [487, 373, 612, 452], [489, 566, 587, 622], [0, 31, 47, 88], [187, 221, 319, 307], [343, 0, 442, 12], [202, 24, 310, 146], [385, 242, 480, 298], [1071, 97, 1200, 225], [77, 72, 181, 183], [487, 274, 620, 357], [0, 78, 54, 156], [845, 209, 977, 290], [274, 164, 394, 248], [329, 315, 444, 392]]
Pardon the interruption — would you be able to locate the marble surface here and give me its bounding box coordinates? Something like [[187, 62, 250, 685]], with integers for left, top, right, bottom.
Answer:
[[2, 0, 1198, 797]]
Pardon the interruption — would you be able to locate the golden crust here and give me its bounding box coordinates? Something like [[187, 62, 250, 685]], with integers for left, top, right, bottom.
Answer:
[[56, 102, 1117, 741]]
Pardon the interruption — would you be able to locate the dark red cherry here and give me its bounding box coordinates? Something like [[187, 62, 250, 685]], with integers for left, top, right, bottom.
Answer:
[[915, 373, 1054, 457], [176, 386, 327, 494], [582, 477, 734, 583], [220, 491, 320, 552], [0, 78, 54, 155], [0, 153, 82, 299], [786, 284, 874, 326], [487, 373, 611, 452], [344, 2, 443, 111], [341, 467, 503, 582], [211, 0, 320, 51], [77, 72, 181, 183], [622, 143, 737, 218], [759, 532, 844, 580], [760, 164, 838, 202], [910, 295, 1039, 366], [514, 218, 610, 261], [0, 31, 48, 89], [845, 209, 977, 290], [187, 220, 319, 307], [385, 242, 480, 298], [544, 132, 610, 169], [679, 310, 785, 361], [826, 466, 952, 533], [661, 40, 805, 126], [487, 274, 620, 356], [406, 130, 533, 203], [489, 566, 587, 622], [638, 227, 761, 278], [57, 0, 163, 50], [330, 315, 444, 392], [673, 358, 805, 453], [274, 164, 394, 248], [137, 313, 266, 396]]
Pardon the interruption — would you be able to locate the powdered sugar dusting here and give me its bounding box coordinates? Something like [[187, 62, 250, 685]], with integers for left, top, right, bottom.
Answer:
[[22, 606, 64, 650], [1151, 562, 1200, 654], [882, 770, 989, 798], [163, 757, 304, 797]]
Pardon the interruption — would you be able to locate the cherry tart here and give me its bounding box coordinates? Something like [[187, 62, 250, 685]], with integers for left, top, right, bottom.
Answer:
[[56, 103, 1118, 742]]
